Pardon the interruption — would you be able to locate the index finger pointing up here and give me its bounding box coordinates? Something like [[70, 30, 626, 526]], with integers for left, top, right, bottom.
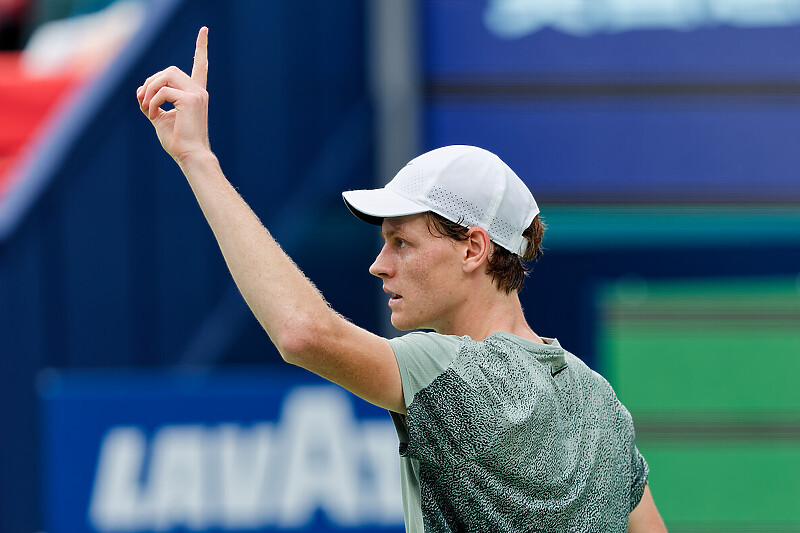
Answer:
[[191, 26, 209, 88]]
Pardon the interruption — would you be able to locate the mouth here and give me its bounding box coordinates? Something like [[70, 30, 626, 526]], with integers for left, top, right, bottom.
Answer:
[[384, 288, 403, 306]]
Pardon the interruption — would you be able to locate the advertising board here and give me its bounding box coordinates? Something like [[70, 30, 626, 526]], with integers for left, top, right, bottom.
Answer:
[[40, 370, 404, 533], [424, 0, 800, 203]]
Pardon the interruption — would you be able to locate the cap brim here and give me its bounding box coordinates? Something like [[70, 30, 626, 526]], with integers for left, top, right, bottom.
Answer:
[[342, 188, 429, 226]]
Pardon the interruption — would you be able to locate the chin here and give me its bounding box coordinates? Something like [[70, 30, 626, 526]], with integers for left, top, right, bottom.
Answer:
[[390, 313, 419, 332], [391, 313, 436, 333], [390, 318, 413, 332]]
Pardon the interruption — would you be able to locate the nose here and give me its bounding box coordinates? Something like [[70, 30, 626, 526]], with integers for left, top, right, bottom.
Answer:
[[369, 244, 393, 278]]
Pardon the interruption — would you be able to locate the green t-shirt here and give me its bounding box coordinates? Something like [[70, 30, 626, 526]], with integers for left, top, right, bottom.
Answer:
[[387, 331, 648, 532]]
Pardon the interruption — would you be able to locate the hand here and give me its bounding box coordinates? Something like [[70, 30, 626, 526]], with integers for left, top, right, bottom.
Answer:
[[136, 27, 211, 164]]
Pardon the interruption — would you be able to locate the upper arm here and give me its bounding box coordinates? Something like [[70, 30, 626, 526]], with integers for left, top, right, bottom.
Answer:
[[628, 485, 667, 533], [286, 314, 406, 414]]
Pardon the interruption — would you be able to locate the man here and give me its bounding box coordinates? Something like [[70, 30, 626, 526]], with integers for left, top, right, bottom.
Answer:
[[137, 27, 666, 532]]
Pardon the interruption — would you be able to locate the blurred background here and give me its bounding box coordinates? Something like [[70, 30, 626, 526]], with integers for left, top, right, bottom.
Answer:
[[1, 0, 799, 532]]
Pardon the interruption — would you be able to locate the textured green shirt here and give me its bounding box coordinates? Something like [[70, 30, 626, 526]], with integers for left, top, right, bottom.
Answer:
[[387, 332, 648, 532]]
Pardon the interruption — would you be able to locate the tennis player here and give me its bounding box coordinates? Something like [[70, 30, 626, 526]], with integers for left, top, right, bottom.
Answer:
[[137, 27, 666, 532]]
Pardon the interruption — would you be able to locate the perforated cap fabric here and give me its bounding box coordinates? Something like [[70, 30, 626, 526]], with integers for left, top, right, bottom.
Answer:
[[342, 145, 539, 256]]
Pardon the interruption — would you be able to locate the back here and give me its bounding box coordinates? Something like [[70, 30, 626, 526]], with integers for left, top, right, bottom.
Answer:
[[388, 332, 648, 532]]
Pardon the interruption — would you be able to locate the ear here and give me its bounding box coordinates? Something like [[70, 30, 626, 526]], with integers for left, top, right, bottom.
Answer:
[[462, 226, 491, 274]]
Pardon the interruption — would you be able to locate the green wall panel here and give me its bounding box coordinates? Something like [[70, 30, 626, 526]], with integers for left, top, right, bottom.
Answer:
[[598, 276, 800, 532]]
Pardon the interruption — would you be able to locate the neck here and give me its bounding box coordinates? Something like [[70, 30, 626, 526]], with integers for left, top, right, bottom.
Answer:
[[435, 286, 543, 344]]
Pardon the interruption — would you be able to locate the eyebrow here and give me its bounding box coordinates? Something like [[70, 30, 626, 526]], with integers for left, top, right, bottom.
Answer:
[[380, 227, 404, 241]]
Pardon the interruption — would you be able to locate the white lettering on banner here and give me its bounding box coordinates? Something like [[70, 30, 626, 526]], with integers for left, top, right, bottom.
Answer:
[[88, 387, 403, 531], [278, 387, 359, 527], [359, 421, 406, 525], [218, 423, 274, 528], [146, 426, 207, 531], [484, 0, 800, 38], [89, 427, 148, 531]]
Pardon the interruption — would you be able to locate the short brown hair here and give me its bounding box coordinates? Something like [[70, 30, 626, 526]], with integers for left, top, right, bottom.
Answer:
[[424, 212, 545, 294]]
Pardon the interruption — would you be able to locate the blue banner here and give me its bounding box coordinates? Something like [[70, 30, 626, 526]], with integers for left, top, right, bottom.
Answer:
[[40, 369, 404, 533], [423, 0, 800, 203], [426, 0, 800, 75]]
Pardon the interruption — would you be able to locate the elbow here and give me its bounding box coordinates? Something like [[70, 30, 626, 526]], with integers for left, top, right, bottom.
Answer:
[[275, 314, 330, 366]]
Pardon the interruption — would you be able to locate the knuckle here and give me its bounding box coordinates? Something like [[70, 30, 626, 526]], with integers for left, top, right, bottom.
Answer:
[[183, 93, 201, 106]]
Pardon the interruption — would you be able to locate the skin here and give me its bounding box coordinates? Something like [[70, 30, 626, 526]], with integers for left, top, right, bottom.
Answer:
[[136, 27, 666, 532], [370, 214, 543, 343], [629, 486, 667, 533], [136, 27, 404, 414]]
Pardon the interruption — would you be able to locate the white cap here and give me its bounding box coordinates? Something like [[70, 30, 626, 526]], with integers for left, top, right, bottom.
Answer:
[[342, 145, 539, 256]]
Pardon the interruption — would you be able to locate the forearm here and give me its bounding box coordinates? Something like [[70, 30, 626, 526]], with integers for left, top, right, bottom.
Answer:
[[178, 150, 333, 357], [138, 28, 340, 363]]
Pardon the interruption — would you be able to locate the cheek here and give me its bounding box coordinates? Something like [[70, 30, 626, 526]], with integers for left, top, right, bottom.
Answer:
[[415, 249, 460, 292]]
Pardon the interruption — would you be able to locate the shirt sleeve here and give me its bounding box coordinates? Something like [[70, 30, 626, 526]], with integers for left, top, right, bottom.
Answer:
[[629, 445, 649, 512], [387, 332, 465, 408]]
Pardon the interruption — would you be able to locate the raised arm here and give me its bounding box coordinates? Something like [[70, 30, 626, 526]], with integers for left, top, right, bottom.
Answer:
[[136, 28, 404, 413]]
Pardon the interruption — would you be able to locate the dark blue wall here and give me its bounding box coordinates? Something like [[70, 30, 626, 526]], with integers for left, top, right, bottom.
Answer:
[[0, 1, 375, 530]]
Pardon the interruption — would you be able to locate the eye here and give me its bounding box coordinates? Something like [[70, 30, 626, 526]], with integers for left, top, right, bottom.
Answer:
[[397, 238, 408, 249]]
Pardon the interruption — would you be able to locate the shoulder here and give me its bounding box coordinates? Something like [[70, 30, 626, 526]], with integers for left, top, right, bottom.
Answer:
[[388, 330, 466, 355], [388, 331, 468, 408]]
